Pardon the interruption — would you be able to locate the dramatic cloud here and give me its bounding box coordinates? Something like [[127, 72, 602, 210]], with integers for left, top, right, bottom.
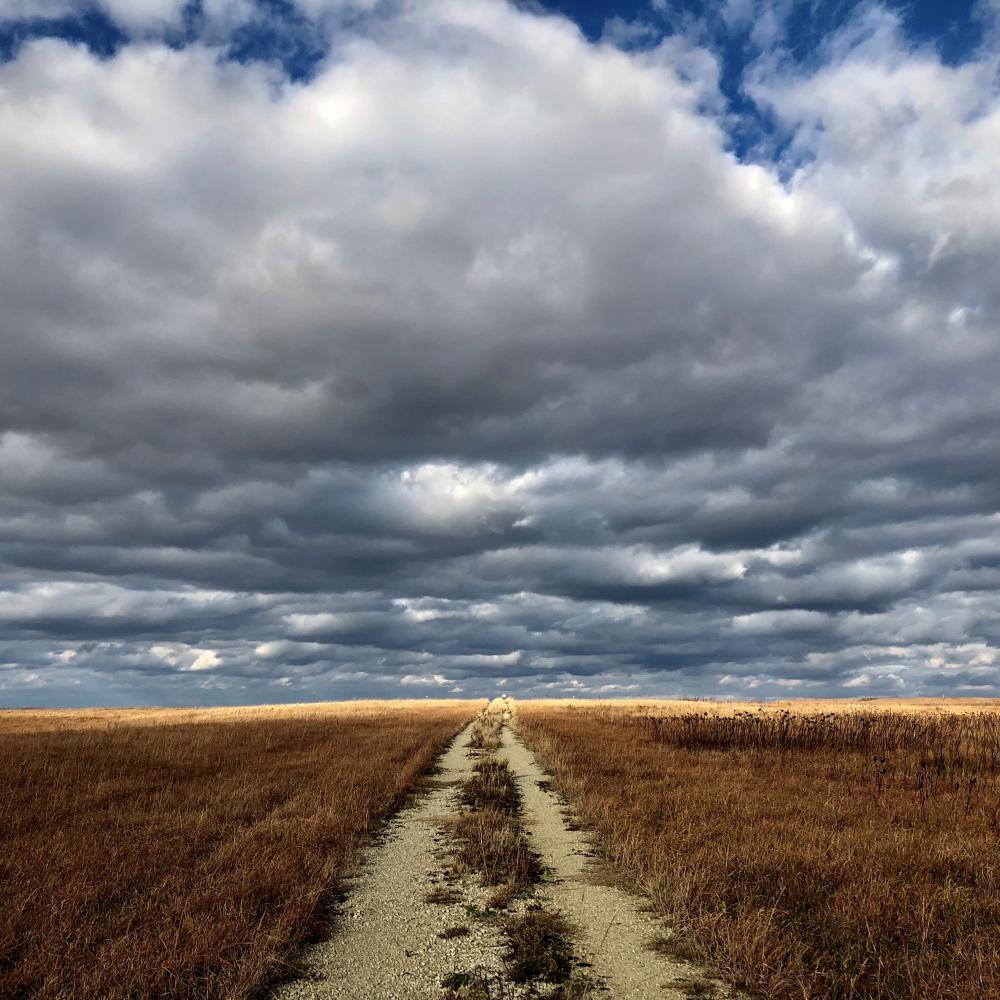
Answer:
[[1, 0, 999, 705]]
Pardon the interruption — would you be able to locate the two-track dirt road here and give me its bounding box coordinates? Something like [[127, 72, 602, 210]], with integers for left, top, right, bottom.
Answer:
[[274, 718, 735, 999]]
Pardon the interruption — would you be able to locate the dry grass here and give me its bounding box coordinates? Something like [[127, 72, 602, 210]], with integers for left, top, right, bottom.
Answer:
[[517, 700, 1000, 1000], [427, 886, 466, 905], [502, 907, 576, 985], [467, 700, 508, 753], [439, 925, 472, 939], [517, 696, 1000, 718], [451, 807, 542, 893], [460, 758, 523, 815], [0, 699, 478, 734], [451, 757, 542, 894], [440, 967, 515, 1000], [0, 701, 475, 999]]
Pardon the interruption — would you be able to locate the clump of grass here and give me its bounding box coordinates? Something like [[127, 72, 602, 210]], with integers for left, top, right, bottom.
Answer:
[[427, 887, 465, 905], [502, 907, 576, 984], [468, 710, 505, 754], [549, 970, 605, 998], [518, 702, 1000, 1000], [649, 932, 706, 964], [439, 925, 472, 939], [485, 883, 520, 911], [451, 807, 543, 891], [461, 759, 523, 815], [440, 967, 514, 999], [673, 978, 719, 999]]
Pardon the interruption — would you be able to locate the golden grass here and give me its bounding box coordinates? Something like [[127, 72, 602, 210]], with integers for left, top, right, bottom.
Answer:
[[519, 696, 1000, 716], [0, 701, 477, 999], [517, 699, 1000, 1000], [0, 699, 478, 734]]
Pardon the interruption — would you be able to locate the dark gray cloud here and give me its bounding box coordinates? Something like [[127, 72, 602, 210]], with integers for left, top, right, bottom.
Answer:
[[1, 0, 1000, 705]]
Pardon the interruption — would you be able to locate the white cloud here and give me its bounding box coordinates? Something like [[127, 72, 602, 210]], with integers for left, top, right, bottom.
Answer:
[[186, 649, 222, 671], [731, 610, 829, 634], [400, 672, 450, 686], [0, 1, 74, 17]]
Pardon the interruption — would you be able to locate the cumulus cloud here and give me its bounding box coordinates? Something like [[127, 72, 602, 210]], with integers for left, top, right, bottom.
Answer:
[[0, 0, 998, 704]]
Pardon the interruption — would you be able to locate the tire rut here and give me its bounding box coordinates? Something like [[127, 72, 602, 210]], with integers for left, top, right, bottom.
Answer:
[[272, 723, 507, 1000], [498, 727, 739, 1000]]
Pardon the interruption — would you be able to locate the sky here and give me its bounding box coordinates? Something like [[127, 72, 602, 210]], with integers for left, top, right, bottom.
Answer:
[[1, 0, 1000, 706]]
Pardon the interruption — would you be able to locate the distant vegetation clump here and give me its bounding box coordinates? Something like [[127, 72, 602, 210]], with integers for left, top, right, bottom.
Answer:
[[466, 702, 505, 753], [517, 701, 1000, 1000]]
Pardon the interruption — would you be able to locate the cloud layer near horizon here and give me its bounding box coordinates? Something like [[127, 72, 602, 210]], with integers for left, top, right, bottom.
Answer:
[[2, 0, 1000, 705]]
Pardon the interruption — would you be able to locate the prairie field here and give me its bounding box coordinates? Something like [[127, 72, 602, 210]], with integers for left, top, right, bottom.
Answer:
[[4, 696, 998, 1000], [517, 698, 1000, 1000], [0, 701, 476, 1000]]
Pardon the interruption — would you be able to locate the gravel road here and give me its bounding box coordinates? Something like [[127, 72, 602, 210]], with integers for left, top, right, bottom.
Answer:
[[274, 716, 736, 999]]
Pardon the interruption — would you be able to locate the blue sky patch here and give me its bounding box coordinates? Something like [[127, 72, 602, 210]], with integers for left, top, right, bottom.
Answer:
[[0, 6, 126, 62]]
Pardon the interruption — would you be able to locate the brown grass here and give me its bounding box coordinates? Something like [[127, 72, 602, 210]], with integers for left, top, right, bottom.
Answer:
[[427, 886, 465, 905], [440, 967, 514, 999], [0, 701, 475, 999], [517, 700, 1000, 1000], [516, 697, 1000, 715], [0, 699, 479, 734], [451, 806, 542, 891], [501, 907, 576, 985], [450, 758, 543, 893], [467, 701, 507, 753], [438, 925, 472, 939], [459, 758, 523, 815]]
